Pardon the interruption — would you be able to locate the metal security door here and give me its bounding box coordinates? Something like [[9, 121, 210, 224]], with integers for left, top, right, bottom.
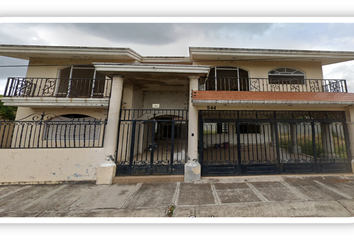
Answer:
[[116, 109, 188, 176]]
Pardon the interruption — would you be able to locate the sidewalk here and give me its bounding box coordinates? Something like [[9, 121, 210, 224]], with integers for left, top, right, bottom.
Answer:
[[0, 173, 354, 218]]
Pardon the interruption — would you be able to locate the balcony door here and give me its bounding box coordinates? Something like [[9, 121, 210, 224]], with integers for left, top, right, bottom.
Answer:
[[207, 67, 249, 91], [57, 65, 106, 98]]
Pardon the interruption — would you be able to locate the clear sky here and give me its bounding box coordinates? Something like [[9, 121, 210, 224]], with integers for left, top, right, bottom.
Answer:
[[1, 21, 354, 92]]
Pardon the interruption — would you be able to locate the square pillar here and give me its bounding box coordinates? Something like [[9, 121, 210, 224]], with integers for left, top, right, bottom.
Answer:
[[345, 107, 354, 173], [97, 75, 124, 184], [185, 76, 201, 182]]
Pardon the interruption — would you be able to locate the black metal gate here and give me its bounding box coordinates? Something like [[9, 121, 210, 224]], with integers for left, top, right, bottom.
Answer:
[[199, 110, 352, 176], [116, 109, 188, 175]]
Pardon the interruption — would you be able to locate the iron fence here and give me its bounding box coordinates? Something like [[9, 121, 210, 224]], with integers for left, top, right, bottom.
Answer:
[[198, 77, 347, 93], [3, 77, 112, 98], [0, 112, 106, 148]]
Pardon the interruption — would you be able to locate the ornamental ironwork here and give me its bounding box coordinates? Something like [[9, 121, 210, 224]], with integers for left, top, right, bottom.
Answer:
[[0, 111, 106, 149]]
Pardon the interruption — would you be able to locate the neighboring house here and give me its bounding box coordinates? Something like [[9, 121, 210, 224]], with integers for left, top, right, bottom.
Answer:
[[1, 44, 354, 184]]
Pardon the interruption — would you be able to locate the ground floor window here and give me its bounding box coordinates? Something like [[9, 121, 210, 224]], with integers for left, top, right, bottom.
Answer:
[[44, 114, 101, 141]]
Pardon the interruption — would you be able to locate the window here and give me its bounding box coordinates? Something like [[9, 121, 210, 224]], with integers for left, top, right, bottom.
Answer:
[[204, 66, 249, 91], [237, 123, 260, 134], [268, 67, 305, 84], [217, 122, 229, 134], [44, 114, 101, 141], [57, 65, 106, 98]]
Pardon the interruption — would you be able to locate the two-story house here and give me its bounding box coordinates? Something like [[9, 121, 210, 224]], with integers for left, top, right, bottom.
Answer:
[[1, 45, 354, 185]]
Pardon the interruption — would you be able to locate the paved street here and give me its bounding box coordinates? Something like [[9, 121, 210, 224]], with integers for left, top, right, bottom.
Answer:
[[1, 174, 354, 218]]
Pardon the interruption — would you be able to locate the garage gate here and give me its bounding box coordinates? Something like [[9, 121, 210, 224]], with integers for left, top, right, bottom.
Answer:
[[199, 110, 352, 176]]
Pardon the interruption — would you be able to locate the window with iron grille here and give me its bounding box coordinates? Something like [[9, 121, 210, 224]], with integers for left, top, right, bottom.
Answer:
[[268, 67, 305, 84], [237, 123, 260, 134], [57, 65, 106, 98], [217, 122, 229, 133], [43, 114, 101, 140]]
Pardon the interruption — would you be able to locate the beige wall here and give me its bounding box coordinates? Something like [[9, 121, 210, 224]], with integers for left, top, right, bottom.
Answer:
[[121, 89, 188, 114], [132, 86, 144, 109], [193, 60, 325, 92], [121, 84, 144, 110], [192, 60, 323, 79], [0, 148, 106, 184], [27, 57, 136, 78], [143, 92, 188, 109]]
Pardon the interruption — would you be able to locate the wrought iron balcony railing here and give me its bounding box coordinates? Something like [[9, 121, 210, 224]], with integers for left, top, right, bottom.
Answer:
[[3, 77, 112, 98], [198, 77, 348, 93]]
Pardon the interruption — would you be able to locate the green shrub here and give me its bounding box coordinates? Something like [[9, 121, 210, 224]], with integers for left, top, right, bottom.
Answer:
[[278, 133, 346, 159], [0, 99, 16, 120]]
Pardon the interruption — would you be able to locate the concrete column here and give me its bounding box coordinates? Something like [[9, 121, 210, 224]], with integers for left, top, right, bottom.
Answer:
[[185, 76, 201, 182], [345, 107, 354, 172], [97, 75, 124, 184]]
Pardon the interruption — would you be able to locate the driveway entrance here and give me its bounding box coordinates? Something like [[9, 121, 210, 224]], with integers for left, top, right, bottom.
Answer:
[[199, 110, 352, 176]]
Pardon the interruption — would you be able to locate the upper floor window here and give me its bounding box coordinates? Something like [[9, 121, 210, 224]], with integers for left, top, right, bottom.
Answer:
[[59, 65, 105, 79], [268, 67, 305, 84], [57, 65, 106, 98], [202, 66, 249, 91]]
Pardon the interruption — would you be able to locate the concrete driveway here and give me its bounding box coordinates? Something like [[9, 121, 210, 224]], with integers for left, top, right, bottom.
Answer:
[[1, 173, 354, 218]]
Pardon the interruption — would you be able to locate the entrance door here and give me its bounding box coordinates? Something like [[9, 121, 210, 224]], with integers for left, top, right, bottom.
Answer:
[[116, 110, 188, 176]]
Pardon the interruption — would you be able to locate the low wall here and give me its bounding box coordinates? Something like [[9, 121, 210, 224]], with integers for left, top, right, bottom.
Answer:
[[0, 148, 106, 184]]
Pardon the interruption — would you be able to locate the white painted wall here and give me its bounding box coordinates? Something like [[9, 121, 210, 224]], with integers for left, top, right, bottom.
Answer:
[[0, 148, 106, 184]]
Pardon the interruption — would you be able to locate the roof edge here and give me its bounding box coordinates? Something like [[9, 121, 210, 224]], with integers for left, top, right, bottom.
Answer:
[[0, 44, 142, 61]]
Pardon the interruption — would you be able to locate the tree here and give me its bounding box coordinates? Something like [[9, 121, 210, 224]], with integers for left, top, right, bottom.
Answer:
[[0, 96, 16, 120]]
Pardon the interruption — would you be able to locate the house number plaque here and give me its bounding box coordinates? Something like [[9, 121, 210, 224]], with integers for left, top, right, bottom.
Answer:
[[207, 106, 216, 110]]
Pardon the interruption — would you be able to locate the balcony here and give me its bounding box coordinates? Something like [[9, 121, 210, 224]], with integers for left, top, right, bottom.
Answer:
[[2, 77, 112, 108], [198, 77, 348, 93], [194, 78, 354, 107]]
